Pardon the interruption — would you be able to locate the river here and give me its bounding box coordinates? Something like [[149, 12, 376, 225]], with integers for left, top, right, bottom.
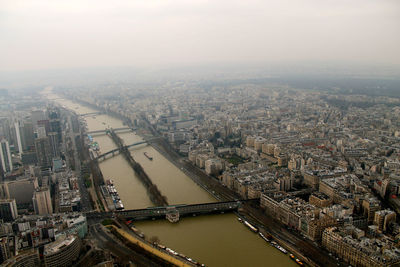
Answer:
[[48, 93, 295, 267]]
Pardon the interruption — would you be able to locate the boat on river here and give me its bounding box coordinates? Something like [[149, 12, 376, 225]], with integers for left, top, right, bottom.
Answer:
[[243, 220, 258, 233], [144, 152, 153, 160]]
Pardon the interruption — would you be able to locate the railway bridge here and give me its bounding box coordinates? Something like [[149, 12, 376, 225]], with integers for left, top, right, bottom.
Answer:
[[86, 199, 258, 221], [86, 127, 137, 136]]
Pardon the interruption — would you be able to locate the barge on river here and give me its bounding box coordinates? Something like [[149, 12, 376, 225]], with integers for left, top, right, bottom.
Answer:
[[106, 179, 124, 210]]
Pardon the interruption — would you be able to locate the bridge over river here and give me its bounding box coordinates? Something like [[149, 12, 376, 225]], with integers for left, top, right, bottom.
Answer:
[[86, 199, 258, 221], [79, 111, 104, 117], [93, 137, 161, 162], [86, 127, 137, 136]]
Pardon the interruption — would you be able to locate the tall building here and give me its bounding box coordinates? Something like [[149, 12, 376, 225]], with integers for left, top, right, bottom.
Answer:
[[30, 110, 46, 126], [14, 121, 23, 156], [0, 199, 18, 222], [34, 137, 51, 168], [0, 118, 12, 144], [35, 127, 47, 139], [48, 132, 60, 158], [21, 121, 35, 150], [49, 119, 62, 143], [37, 120, 50, 135], [0, 139, 13, 174], [32, 188, 53, 215]]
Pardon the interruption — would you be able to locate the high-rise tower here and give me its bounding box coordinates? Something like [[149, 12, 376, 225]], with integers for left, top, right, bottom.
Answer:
[[0, 139, 12, 174]]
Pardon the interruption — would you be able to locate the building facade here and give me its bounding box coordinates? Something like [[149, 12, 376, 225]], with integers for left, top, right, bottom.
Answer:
[[43, 235, 81, 267], [0, 199, 18, 222], [32, 188, 53, 215]]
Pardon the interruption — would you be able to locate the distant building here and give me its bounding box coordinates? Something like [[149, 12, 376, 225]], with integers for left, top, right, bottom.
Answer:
[[21, 152, 37, 166], [37, 120, 50, 136], [2, 177, 38, 205], [35, 127, 47, 139], [0, 118, 12, 145], [172, 118, 196, 130], [49, 119, 61, 144], [0, 199, 18, 222], [21, 121, 35, 151], [32, 188, 53, 215], [0, 139, 13, 174], [34, 137, 52, 168], [30, 110, 46, 127], [13, 121, 23, 156], [52, 158, 63, 172], [47, 132, 60, 158]]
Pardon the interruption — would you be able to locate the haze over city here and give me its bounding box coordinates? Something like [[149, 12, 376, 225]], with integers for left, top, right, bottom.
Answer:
[[1, 0, 399, 72], [1, 1, 400, 267]]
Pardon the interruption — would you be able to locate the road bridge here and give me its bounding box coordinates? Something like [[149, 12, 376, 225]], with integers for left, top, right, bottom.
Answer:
[[86, 199, 258, 221]]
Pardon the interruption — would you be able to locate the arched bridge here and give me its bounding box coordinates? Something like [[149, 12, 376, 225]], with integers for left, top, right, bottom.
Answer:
[[93, 141, 148, 162], [86, 199, 259, 221], [93, 137, 161, 162]]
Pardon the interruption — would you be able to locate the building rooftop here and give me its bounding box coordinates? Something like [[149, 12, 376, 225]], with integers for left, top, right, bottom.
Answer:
[[43, 234, 77, 255]]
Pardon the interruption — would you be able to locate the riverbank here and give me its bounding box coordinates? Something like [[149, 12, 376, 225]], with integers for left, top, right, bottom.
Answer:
[[108, 225, 196, 267]]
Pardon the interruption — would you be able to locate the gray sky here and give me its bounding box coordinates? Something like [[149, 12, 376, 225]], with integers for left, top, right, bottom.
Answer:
[[0, 0, 399, 72]]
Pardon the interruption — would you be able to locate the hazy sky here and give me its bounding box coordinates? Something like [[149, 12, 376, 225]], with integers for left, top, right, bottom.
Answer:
[[0, 0, 399, 72]]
